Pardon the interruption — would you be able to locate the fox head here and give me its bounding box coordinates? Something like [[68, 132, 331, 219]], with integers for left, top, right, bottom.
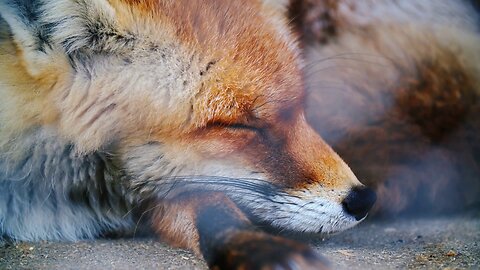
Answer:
[[0, 0, 375, 233]]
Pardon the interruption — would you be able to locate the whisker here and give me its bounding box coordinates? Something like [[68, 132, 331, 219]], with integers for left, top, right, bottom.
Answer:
[[278, 200, 316, 234], [303, 65, 385, 77], [129, 175, 301, 203], [132, 203, 162, 238], [303, 52, 394, 68]]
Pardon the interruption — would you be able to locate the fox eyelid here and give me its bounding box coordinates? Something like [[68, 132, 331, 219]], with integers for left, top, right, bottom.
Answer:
[[208, 122, 261, 132], [226, 123, 259, 131]]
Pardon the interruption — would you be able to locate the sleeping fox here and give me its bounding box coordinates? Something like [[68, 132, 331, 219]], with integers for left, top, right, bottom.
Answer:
[[0, 0, 372, 269], [0, 0, 478, 269]]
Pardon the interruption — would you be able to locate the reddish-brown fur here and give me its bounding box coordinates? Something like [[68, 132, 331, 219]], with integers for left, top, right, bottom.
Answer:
[[107, 0, 355, 192]]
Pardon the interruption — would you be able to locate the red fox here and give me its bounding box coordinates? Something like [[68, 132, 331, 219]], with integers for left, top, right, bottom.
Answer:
[[0, 0, 478, 269], [0, 0, 374, 269]]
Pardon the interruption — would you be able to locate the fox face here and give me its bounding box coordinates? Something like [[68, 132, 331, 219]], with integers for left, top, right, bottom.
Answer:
[[0, 0, 375, 238]]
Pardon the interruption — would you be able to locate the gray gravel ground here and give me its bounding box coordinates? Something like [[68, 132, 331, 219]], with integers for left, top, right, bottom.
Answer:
[[1, 214, 479, 270]]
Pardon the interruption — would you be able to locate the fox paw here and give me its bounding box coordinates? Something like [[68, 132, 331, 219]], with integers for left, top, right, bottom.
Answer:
[[208, 232, 329, 270]]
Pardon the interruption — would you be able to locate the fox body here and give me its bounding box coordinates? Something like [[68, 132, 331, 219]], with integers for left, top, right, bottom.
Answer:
[[1, 0, 478, 269]]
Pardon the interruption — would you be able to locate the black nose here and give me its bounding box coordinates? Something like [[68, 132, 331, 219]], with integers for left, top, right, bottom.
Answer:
[[342, 186, 376, 221]]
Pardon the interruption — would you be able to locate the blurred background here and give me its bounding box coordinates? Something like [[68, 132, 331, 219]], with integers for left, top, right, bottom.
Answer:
[[292, 0, 480, 216]]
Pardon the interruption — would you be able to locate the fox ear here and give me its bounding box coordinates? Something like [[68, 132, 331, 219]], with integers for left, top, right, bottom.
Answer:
[[0, 0, 58, 76], [0, 0, 128, 76]]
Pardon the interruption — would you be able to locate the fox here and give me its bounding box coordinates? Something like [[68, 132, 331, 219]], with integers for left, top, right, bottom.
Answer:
[[1, 0, 479, 269], [0, 0, 376, 269]]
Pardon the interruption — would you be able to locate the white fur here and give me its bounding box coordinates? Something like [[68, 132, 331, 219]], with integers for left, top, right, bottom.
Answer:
[[228, 185, 357, 233]]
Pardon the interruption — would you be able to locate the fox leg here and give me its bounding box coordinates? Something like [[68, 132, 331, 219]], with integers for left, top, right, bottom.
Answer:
[[152, 191, 329, 270]]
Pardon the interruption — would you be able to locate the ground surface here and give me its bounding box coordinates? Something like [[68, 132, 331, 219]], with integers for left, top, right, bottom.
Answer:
[[1, 214, 479, 270]]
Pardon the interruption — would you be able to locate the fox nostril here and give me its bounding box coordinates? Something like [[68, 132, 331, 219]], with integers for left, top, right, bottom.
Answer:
[[342, 186, 377, 221]]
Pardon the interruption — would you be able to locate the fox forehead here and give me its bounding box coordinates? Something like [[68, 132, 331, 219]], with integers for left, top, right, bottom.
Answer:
[[114, 0, 290, 48], [110, 0, 304, 127], [0, 0, 304, 150]]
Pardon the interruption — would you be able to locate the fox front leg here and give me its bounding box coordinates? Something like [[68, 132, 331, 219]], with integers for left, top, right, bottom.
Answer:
[[151, 192, 329, 270]]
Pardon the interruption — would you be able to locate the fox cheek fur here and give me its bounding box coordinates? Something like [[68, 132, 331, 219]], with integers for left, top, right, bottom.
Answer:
[[0, 0, 375, 269]]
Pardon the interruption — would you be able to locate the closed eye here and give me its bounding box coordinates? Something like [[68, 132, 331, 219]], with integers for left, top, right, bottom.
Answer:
[[208, 122, 261, 132]]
